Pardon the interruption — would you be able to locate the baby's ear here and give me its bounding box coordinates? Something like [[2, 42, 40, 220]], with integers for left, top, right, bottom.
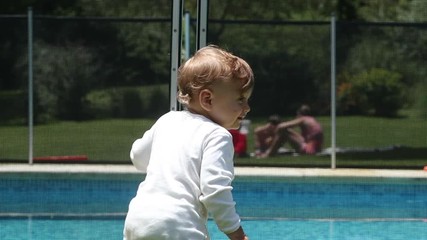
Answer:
[[199, 89, 213, 111]]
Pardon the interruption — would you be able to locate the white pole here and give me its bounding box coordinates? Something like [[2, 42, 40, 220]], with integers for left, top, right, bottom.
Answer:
[[196, 0, 208, 49], [330, 14, 337, 169], [184, 11, 190, 60], [28, 7, 34, 165], [170, 0, 182, 111]]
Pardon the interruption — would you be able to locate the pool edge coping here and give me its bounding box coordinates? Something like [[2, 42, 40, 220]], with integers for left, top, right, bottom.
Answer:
[[1, 163, 426, 179]]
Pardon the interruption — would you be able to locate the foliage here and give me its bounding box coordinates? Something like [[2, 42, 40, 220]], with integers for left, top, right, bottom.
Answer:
[[69, 0, 172, 85], [30, 42, 99, 122], [339, 68, 406, 117], [0, 90, 26, 125], [84, 85, 169, 120], [0, 0, 426, 120], [415, 82, 427, 119], [0, 17, 27, 90], [209, 22, 331, 116]]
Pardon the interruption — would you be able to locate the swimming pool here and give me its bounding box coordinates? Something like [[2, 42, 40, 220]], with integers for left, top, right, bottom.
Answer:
[[2, 216, 427, 240], [1, 168, 426, 239]]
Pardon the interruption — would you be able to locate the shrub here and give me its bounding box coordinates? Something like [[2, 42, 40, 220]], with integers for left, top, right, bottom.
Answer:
[[0, 90, 26, 125], [32, 43, 98, 122], [84, 85, 169, 119], [415, 82, 427, 119], [122, 89, 145, 118], [350, 68, 406, 117], [337, 72, 362, 115], [146, 87, 169, 118], [83, 90, 115, 119]]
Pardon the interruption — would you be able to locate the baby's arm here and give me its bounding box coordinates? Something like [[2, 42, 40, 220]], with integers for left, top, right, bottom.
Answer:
[[130, 128, 154, 171], [199, 130, 248, 239]]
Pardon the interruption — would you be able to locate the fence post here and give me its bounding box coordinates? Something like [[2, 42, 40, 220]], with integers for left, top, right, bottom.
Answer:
[[330, 14, 337, 169], [196, 0, 208, 49], [28, 7, 34, 165], [170, 0, 183, 111], [184, 11, 191, 60]]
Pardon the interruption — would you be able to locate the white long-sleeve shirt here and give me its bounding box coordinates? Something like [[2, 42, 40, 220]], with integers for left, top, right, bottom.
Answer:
[[124, 110, 241, 240]]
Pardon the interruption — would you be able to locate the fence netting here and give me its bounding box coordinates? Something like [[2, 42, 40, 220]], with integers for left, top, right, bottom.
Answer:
[[0, 6, 425, 168]]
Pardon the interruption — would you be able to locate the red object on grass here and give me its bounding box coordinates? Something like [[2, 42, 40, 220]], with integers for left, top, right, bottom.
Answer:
[[33, 155, 88, 162], [229, 129, 247, 157]]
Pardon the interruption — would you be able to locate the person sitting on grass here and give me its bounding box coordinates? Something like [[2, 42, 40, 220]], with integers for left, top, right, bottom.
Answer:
[[258, 105, 323, 157], [253, 114, 281, 156]]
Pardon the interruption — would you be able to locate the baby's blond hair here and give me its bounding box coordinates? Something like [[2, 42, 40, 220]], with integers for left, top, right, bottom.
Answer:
[[177, 45, 254, 106]]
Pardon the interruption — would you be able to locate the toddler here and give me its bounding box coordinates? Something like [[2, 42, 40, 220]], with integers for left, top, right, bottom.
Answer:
[[123, 45, 254, 240]]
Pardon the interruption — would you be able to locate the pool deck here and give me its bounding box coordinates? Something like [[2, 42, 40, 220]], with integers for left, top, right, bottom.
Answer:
[[1, 163, 426, 179]]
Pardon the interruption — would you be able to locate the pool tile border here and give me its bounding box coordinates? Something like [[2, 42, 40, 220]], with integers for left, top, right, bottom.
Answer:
[[0, 163, 426, 179]]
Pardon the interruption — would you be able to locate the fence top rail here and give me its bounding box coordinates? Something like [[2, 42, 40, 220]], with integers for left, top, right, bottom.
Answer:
[[0, 15, 170, 23], [209, 19, 329, 26], [338, 20, 427, 28], [1, 14, 426, 27], [210, 19, 427, 27]]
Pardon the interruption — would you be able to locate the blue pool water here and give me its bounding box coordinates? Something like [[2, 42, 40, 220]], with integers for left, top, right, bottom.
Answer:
[[1, 173, 427, 239], [2, 217, 427, 240]]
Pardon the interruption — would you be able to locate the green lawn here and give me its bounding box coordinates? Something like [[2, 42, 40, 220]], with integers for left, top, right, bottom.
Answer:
[[0, 116, 426, 169], [0, 119, 155, 162]]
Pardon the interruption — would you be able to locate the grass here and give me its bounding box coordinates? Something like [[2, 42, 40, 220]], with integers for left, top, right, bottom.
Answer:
[[0, 116, 426, 169], [0, 119, 154, 162]]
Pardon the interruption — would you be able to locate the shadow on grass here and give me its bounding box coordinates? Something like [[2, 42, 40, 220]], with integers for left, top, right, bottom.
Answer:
[[336, 146, 427, 160], [234, 146, 427, 170], [2, 147, 425, 170]]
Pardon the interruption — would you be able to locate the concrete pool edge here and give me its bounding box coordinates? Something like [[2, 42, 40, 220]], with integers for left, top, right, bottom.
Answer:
[[1, 163, 426, 179]]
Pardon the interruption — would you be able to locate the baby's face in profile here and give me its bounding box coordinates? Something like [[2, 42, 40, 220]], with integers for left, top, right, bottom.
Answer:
[[207, 80, 252, 130]]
